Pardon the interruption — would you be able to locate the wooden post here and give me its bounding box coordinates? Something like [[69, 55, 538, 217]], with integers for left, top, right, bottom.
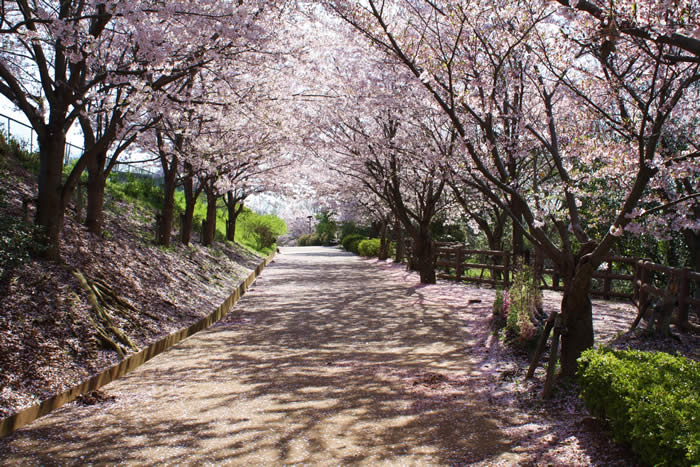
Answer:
[[503, 253, 511, 287], [22, 198, 31, 223], [603, 259, 613, 300], [542, 313, 562, 399], [75, 182, 84, 222], [534, 248, 544, 288], [155, 214, 162, 242], [456, 247, 464, 282], [678, 268, 690, 332], [526, 311, 557, 379], [630, 261, 651, 330]]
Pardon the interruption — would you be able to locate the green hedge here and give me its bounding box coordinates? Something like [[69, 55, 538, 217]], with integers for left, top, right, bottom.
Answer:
[[297, 233, 322, 246], [358, 238, 381, 257], [341, 234, 366, 254], [578, 348, 700, 466]]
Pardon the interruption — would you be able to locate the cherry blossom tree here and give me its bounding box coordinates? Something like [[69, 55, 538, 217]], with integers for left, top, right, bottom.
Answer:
[[327, 0, 699, 377], [0, 0, 284, 258]]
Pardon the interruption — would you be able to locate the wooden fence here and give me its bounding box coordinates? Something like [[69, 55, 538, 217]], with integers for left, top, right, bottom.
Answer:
[[431, 243, 698, 314], [633, 260, 700, 328], [435, 243, 511, 287]]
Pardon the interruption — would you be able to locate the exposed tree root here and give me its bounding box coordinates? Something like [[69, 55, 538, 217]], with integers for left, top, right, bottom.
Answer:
[[73, 269, 140, 357]]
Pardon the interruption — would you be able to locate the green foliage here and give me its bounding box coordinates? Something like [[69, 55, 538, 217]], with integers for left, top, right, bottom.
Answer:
[[0, 133, 39, 174], [500, 265, 541, 347], [341, 233, 367, 254], [358, 238, 381, 257], [0, 190, 42, 278], [315, 211, 337, 245], [106, 173, 285, 255], [107, 172, 163, 209], [297, 233, 321, 246], [248, 217, 281, 250], [578, 349, 700, 466], [431, 216, 467, 243], [339, 221, 370, 239], [493, 289, 505, 320], [229, 209, 286, 255]]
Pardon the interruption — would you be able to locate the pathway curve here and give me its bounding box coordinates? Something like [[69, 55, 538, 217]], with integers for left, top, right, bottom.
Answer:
[[1, 247, 538, 465]]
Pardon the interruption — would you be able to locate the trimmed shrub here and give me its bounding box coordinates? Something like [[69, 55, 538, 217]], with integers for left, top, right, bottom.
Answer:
[[578, 348, 700, 466], [297, 233, 322, 246], [341, 234, 367, 253], [358, 238, 381, 257]]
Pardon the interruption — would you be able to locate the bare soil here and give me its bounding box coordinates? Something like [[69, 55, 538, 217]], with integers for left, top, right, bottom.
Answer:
[[3, 246, 695, 465]]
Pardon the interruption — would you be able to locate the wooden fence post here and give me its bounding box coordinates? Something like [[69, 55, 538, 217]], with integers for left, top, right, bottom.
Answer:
[[503, 253, 511, 287], [630, 261, 651, 330], [456, 247, 464, 282], [603, 259, 613, 300], [678, 268, 690, 332]]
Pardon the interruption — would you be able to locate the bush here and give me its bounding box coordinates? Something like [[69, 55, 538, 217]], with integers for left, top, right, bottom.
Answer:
[[0, 191, 42, 279], [578, 348, 700, 466], [342, 234, 367, 253], [358, 238, 381, 257], [297, 233, 321, 246], [492, 289, 506, 327], [108, 172, 163, 209], [251, 222, 277, 250], [0, 133, 39, 174], [501, 265, 542, 347]]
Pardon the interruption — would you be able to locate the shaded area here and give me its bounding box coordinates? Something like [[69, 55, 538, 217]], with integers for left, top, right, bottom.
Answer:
[[0, 247, 513, 465]]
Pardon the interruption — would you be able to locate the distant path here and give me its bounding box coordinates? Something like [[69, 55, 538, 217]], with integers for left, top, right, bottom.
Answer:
[[0, 247, 530, 465]]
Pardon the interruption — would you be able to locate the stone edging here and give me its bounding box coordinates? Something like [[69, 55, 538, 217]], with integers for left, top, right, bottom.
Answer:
[[0, 253, 275, 438]]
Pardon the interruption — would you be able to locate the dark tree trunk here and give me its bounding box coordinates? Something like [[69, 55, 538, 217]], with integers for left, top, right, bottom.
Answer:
[[559, 262, 595, 378], [394, 219, 405, 263], [181, 175, 198, 245], [225, 192, 245, 242], [84, 150, 108, 235], [35, 132, 68, 260], [158, 157, 178, 247], [412, 223, 436, 284], [202, 190, 217, 246], [378, 220, 390, 260], [510, 195, 526, 261]]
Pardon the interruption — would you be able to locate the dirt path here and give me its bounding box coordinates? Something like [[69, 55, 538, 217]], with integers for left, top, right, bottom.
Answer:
[[0, 246, 635, 465]]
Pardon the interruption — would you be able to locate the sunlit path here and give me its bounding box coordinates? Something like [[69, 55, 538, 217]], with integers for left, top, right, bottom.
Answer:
[[0, 246, 520, 465]]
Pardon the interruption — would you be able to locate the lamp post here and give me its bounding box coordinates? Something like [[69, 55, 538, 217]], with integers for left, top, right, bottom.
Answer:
[[307, 215, 313, 234]]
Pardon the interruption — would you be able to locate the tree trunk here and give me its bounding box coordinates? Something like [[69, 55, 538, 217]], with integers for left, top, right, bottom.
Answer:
[[35, 132, 68, 260], [394, 219, 405, 263], [510, 195, 526, 261], [181, 175, 197, 245], [202, 190, 217, 246], [158, 158, 178, 247], [84, 150, 108, 236], [412, 224, 436, 284], [378, 220, 390, 260], [225, 192, 245, 242], [559, 263, 595, 378]]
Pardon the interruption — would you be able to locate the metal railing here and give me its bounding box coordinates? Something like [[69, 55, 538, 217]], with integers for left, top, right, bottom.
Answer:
[[0, 112, 84, 164], [0, 112, 159, 178]]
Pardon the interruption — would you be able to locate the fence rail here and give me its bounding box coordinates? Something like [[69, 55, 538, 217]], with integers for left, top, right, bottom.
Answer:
[[432, 242, 698, 316], [0, 112, 159, 177]]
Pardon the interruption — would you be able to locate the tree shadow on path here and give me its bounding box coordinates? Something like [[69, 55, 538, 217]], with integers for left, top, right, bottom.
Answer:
[[1, 246, 521, 465]]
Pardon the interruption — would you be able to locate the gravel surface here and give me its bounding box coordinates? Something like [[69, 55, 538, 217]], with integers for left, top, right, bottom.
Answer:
[[0, 246, 649, 465]]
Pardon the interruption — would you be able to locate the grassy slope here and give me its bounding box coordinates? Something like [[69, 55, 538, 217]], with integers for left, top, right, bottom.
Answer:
[[0, 143, 281, 418]]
